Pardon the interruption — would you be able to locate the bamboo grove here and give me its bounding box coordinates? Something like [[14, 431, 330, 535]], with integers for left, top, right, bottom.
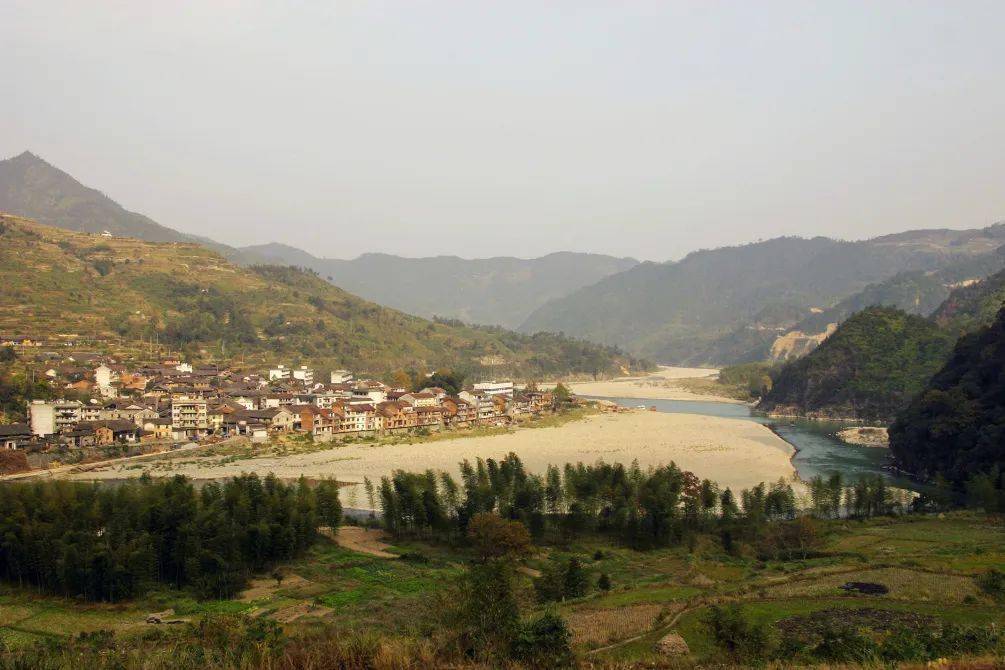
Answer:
[[0, 474, 343, 601]]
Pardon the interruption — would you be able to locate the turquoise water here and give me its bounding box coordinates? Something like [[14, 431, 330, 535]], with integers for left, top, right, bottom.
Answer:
[[593, 397, 921, 491]]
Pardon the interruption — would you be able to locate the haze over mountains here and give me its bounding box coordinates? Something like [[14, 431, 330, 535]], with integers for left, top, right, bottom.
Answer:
[[520, 227, 1005, 364], [239, 243, 637, 329], [0, 152, 638, 329], [3, 150, 1005, 366]]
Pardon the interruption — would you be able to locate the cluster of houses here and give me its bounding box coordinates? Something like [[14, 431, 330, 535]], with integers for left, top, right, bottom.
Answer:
[[2, 360, 559, 451]]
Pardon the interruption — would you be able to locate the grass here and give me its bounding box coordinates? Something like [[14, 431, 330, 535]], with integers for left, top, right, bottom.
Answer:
[[0, 511, 1003, 668]]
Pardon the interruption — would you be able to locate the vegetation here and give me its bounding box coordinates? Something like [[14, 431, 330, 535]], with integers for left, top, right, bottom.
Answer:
[[0, 215, 650, 379], [889, 306, 1005, 498], [0, 474, 341, 601], [520, 226, 1005, 364], [758, 306, 955, 421]]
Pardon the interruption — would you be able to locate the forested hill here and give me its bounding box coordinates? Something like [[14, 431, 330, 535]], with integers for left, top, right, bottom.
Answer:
[[519, 226, 1005, 364], [930, 267, 1005, 337], [0, 215, 649, 379], [757, 307, 956, 422], [889, 307, 1005, 485], [237, 245, 639, 329]]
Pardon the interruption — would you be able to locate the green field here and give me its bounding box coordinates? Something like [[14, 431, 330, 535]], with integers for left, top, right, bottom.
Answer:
[[1, 511, 1002, 667]]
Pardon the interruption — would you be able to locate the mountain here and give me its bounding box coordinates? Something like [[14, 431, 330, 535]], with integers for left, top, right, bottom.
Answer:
[[1, 152, 637, 330], [889, 306, 1005, 485], [930, 267, 1005, 337], [519, 227, 1005, 364], [0, 214, 649, 380], [235, 245, 639, 329], [756, 307, 956, 422]]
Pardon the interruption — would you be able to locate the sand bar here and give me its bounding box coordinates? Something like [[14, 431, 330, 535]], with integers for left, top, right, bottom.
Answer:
[[64, 410, 799, 505], [566, 366, 740, 403]]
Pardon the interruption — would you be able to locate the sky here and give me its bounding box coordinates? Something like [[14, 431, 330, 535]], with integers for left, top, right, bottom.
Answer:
[[2, 1, 1004, 261]]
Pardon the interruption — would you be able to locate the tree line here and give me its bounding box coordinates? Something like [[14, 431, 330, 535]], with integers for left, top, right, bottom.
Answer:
[[0, 473, 342, 601], [376, 453, 916, 556]]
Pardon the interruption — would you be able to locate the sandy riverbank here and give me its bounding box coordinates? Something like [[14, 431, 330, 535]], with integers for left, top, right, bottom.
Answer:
[[62, 410, 799, 506], [567, 366, 740, 403]]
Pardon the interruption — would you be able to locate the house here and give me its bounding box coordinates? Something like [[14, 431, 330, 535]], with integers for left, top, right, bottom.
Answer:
[[236, 408, 295, 432], [351, 381, 388, 405], [473, 380, 514, 398], [171, 396, 209, 437], [28, 399, 84, 436], [297, 406, 337, 440], [100, 401, 159, 426], [330, 369, 353, 384], [414, 405, 444, 428], [291, 366, 314, 385], [399, 392, 437, 408], [458, 391, 495, 422], [268, 365, 291, 381], [0, 423, 31, 449], [337, 403, 378, 433], [376, 401, 415, 431], [75, 420, 140, 445], [142, 418, 173, 440], [441, 396, 477, 427]]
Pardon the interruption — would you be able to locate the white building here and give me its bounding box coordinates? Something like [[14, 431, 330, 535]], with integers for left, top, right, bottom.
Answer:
[[292, 365, 314, 385], [268, 365, 291, 381], [473, 381, 514, 398], [330, 369, 353, 384], [28, 399, 84, 436]]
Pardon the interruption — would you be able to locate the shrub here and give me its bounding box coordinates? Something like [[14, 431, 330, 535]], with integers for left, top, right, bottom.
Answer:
[[705, 604, 776, 660], [512, 611, 574, 668]]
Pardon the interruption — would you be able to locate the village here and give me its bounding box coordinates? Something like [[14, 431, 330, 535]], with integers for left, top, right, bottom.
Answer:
[[0, 357, 562, 461]]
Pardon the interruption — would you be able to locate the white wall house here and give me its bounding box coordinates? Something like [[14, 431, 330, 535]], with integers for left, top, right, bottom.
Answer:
[[473, 381, 514, 397]]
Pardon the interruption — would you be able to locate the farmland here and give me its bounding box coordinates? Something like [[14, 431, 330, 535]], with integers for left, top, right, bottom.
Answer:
[[1, 511, 1002, 667]]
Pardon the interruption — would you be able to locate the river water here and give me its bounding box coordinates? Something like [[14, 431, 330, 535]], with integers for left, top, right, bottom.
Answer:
[[592, 396, 921, 491]]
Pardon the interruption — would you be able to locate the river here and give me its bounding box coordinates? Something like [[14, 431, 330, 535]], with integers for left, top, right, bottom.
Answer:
[[592, 396, 922, 491]]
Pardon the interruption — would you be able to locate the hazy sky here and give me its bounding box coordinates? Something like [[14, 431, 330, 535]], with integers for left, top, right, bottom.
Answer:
[[2, 2, 1004, 260]]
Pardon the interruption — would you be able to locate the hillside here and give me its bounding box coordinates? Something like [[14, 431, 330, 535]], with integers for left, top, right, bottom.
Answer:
[[930, 266, 1005, 337], [237, 244, 639, 329], [520, 226, 1005, 364], [0, 214, 649, 379], [889, 307, 1005, 484], [757, 307, 956, 422]]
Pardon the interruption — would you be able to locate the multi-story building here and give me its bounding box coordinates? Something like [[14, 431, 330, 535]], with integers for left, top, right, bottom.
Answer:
[[171, 396, 209, 437], [291, 366, 314, 385], [28, 399, 84, 436], [330, 369, 353, 384]]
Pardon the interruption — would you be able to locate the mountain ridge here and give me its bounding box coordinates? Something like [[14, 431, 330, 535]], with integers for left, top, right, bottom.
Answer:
[[0, 213, 649, 380]]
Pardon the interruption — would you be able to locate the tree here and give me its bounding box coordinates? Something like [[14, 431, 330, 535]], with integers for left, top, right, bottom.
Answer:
[[467, 514, 531, 561], [597, 572, 612, 591], [563, 557, 589, 599]]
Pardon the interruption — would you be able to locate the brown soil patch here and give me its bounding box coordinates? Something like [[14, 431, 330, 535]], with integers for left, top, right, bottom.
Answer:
[[271, 602, 333, 623], [566, 603, 673, 647], [238, 573, 310, 602], [328, 526, 397, 559]]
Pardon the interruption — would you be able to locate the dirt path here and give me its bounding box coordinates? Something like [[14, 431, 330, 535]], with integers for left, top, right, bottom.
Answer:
[[327, 526, 398, 559]]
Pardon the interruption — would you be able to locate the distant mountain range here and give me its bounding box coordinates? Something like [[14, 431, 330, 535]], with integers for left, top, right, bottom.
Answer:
[[0, 213, 648, 379], [237, 243, 638, 329], [0, 151, 637, 330], [4, 149, 1005, 366], [519, 227, 1005, 364]]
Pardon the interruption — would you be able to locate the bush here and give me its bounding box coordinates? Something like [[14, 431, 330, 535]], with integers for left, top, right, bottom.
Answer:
[[512, 611, 574, 668], [976, 568, 1005, 601], [705, 604, 776, 660], [812, 622, 877, 663]]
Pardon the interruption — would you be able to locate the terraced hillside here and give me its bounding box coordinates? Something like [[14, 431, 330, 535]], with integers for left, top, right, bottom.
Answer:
[[0, 214, 648, 379]]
